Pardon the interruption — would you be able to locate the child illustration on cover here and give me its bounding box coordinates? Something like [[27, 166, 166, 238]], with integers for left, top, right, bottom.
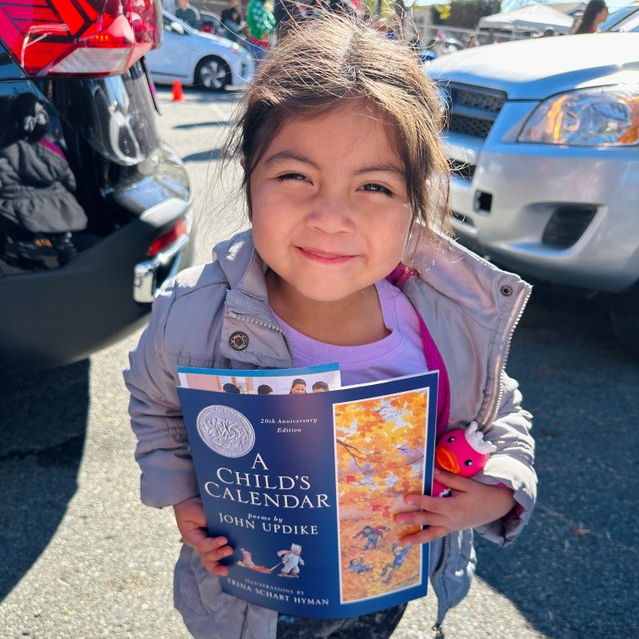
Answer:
[[380, 542, 411, 584], [288, 378, 307, 394], [353, 524, 388, 551], [348, 557, 372, 574], [238, 548, 256, 568], [125, 14, 536, 639], [277, 543, 304, 577]]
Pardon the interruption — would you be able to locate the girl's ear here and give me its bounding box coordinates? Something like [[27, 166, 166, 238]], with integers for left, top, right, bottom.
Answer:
[[244, 164, 253, 222]]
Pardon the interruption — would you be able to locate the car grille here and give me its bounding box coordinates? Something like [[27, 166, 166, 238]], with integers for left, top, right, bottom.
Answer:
[[437, 81, 507, 140], [542, 206, 598, 249]]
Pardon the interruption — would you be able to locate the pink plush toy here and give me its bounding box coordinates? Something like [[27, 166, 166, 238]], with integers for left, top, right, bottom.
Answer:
[[431, 421, 496, 497]]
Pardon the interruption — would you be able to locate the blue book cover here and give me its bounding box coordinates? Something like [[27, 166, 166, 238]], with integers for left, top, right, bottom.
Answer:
[[177, 369, 438, 619]]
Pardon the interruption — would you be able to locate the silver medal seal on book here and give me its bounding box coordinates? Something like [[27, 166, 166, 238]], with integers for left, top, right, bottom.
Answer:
[[196, 405, 256, 458]]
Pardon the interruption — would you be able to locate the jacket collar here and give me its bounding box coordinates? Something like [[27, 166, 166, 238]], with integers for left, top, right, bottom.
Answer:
[[213, 231, 292, 369], [213, 229, 269, 302]]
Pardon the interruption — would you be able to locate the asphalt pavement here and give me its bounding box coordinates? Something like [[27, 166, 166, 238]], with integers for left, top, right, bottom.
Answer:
[[1, 87, 637, 639]]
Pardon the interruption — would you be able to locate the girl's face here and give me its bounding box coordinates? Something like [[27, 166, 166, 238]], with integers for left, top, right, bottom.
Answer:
[[249, 102, 411, 309]]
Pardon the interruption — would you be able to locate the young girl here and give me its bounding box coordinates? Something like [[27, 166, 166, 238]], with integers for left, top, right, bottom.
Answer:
[[125, 16, 536, 639]]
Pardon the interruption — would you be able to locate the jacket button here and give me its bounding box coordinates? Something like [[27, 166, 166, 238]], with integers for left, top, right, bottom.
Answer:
[[500, 285, 513, 297], [229, 331, 249, 350]]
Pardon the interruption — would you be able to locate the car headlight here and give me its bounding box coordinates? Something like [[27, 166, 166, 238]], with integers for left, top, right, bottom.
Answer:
[[518, 86, 639, 146]]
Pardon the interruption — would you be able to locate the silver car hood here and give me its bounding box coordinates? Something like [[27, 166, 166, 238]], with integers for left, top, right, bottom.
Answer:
[[426, 33, 639, 100]]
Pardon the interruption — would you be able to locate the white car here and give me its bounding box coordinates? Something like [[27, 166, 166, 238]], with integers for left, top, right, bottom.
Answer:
[[425, 13, 639, 357], [146, 11, 254, 91]]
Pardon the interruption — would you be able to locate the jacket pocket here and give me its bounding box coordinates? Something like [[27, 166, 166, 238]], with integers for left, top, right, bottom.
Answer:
[[174, 544, 238, 616]]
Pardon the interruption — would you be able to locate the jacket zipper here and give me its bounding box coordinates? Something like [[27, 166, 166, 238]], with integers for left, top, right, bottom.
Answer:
[[239, 602, 249, 639], [480, 283, 532, 426], [433, 533, 449, 626]]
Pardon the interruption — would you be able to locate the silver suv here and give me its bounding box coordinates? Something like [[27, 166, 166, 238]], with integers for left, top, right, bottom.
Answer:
[[426, 14, 639, 357]]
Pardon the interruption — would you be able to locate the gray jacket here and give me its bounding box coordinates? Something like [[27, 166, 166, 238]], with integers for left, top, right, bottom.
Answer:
[[124, 230, 536, 639]]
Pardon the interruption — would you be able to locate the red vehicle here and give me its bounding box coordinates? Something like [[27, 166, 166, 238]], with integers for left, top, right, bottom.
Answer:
[[0, 0, 196, 369]]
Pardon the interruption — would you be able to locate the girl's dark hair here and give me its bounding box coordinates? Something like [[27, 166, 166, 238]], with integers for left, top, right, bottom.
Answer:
[[225, 14, 451, 254]]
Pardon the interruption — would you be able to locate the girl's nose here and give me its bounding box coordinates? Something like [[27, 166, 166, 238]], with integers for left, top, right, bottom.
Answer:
[[306, 191, 354, 233]]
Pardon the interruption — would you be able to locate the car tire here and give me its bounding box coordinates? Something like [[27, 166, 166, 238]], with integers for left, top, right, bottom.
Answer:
[[610, 281, 639, 360], [195, 56, 231, 91]]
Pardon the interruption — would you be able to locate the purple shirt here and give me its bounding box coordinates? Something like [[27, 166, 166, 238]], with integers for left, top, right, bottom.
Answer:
[[272, 278, 427, 386]]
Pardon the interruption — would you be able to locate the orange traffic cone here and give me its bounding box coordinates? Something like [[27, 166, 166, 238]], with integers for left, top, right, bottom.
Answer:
[[172, 79, 185, 102]]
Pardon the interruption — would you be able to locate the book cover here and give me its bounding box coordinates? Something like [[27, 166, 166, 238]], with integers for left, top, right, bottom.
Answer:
[[177, 369, 438, 619]]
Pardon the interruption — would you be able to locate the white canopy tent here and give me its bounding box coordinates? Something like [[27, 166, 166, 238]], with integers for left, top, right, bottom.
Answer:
[[477, 4, 575, 36]]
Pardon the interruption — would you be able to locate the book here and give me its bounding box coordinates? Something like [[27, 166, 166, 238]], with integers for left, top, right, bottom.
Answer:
[[177, 366, 438, 619]]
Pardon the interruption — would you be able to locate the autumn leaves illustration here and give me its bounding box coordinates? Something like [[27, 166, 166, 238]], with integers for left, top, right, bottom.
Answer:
[[335, 390, 429, 602]]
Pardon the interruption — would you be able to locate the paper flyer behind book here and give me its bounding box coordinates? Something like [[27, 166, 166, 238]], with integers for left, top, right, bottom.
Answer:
[[177, 366, 438, 619]]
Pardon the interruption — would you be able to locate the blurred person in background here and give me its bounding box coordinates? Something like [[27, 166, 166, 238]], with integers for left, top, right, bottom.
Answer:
[[246, 0, 276, 62], [572, 0, 608, 33], [175, 0, 201, 28], [221, 0, 246, 42]]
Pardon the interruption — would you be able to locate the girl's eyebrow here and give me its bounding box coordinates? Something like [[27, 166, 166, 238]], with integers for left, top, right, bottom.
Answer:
[[265, 152, 405, 177], [264, 151, 318, 168], [354, 164, 406, 178]]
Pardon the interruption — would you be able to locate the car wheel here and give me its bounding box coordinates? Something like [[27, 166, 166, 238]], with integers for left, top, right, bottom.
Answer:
[[195, 56, 231, 91], [610, 281, 639, 360]]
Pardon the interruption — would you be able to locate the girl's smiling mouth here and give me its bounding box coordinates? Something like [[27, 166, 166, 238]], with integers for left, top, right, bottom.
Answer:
[[296, 246, 356, 264]]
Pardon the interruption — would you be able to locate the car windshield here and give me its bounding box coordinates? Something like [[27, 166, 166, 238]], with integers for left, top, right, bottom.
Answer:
[[602, 4, 639, 30]]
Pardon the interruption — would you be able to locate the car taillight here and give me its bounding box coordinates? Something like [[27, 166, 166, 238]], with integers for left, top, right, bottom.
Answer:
[[0, 0, 162, 77], [147, 219, 188, 257]]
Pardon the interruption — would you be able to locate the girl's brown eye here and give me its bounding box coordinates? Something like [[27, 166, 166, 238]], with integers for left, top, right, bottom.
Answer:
[[278, 173, 306, 182], [362, 183, 392, 196]]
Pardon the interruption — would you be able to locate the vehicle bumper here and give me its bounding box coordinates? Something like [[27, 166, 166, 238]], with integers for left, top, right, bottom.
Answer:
[[0, 199, 195, 370], [446, 131, 639, 293], [232, 52, 254, 87]]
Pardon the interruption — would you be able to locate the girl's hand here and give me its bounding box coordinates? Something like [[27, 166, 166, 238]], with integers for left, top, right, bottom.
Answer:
[[173, 497, 234, 576], [395, 469, 516, 545]]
